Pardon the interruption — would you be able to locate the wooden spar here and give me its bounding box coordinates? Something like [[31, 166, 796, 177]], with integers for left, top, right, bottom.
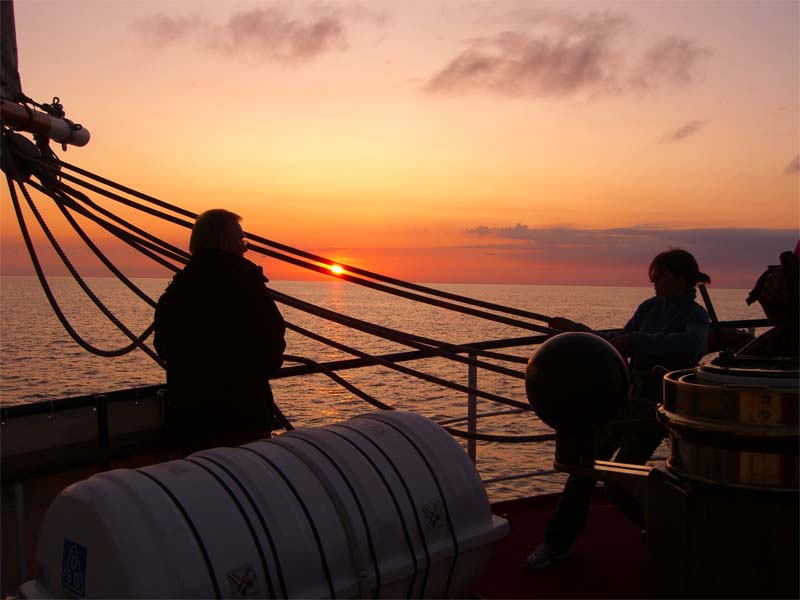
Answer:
[[1, 99, 90, 147]]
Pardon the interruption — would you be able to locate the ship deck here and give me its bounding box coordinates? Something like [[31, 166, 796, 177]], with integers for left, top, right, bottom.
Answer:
[[476, 491, 648, 599]]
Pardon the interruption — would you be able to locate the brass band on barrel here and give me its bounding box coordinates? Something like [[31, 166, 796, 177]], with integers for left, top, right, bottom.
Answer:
[[659, 369, 799, 490], [662, 369, 798, 426], [663, 433, 798, 490]]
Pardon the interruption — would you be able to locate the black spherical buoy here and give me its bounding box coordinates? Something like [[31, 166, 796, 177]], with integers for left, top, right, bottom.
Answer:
[[526, 332, 628, 433]]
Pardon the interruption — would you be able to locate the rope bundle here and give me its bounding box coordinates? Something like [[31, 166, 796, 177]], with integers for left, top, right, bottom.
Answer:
[[3, 127, 562, 442]]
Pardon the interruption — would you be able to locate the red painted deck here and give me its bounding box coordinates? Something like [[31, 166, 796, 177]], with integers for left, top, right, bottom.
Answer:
[[475, 491, 648, 599]]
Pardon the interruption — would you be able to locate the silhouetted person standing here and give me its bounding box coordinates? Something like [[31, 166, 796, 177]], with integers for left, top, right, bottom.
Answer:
[[154, 209, 286, 450]]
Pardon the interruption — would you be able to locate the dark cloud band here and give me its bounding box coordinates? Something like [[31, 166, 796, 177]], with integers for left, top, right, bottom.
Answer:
[[465, 224, 797, 276]]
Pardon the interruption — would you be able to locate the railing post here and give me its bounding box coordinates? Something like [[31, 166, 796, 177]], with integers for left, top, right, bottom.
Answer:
[[94, 394, 109, 449], [95, 394, 110, 471], [14, 482, 27, 585], [468, 352, 477, 464]]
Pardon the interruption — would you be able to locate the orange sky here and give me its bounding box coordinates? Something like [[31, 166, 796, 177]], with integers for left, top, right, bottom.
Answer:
[[2, 1, 798, 287]]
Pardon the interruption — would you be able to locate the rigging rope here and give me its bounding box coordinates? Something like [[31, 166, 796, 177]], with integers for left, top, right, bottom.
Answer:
[[28, 155, 557, 333], [39, 165, 530, 385], [4, 129, 553, 439], [283, 354, 395, 411], [36, 169, 532, 378], [283, 355, 552, 443], [6, 174, 160, 360], [54, 157, 555, 324], [51, 189, 159, 308], [20, 167, 534, 414], [19, 144, 540, 372], [19, 179, 161, 362], [53, 178, 190, 262], [1, 125, 773, 450], [286, 321, 530, 411], [26, 178, 185, 272], [272, 290, 528, 375]]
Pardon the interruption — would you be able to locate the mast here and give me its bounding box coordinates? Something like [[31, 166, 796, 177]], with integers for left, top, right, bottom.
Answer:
[[0, 0, 23, 102]]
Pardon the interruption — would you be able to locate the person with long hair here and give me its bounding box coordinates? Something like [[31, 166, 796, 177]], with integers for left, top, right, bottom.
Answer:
[[526, 248, 711, 570]]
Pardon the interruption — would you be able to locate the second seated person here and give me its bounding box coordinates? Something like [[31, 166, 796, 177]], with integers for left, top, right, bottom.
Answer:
[[526, 248, 711, 569]]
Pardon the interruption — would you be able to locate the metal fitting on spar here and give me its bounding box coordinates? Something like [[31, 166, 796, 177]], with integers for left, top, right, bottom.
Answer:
[[1, 99, 90, 147]]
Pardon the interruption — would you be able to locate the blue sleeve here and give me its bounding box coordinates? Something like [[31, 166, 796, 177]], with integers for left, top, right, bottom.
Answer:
[[621, 300, 651, 335], [573, 322, 620, 340], [573, 298, 654, 339], [629, 305, 709, 358], [573, 301, 648, 339]]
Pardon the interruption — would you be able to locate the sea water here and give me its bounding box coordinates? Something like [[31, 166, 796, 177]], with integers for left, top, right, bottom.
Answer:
[[0, 276, 764, 500]]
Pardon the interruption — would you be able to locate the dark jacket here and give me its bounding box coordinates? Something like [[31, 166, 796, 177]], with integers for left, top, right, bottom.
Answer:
[[154, 249, 286, 441], [622, 292, 709, 374], [618, 292, 709, 412], [582, 291, 709, 413]]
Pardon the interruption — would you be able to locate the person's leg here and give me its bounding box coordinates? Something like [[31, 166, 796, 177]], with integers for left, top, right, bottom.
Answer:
[[605, 429, 666, 527], [542, 430, 621, 553], [543, 474, 598, 553]]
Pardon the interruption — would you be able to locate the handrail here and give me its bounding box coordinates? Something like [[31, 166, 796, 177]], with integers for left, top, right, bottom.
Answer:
[[0, 335, 542, 419], [0, 334, 551, 488]]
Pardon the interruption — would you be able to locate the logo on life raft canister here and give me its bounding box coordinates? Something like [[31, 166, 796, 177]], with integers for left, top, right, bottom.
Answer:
[[422, 501, 444, 529], [61, 538, 87, 598], [227, 563, 259, 598]]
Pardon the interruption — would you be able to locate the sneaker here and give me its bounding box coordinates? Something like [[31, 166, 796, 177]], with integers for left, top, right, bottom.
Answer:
[[525, 542, 569, 570]]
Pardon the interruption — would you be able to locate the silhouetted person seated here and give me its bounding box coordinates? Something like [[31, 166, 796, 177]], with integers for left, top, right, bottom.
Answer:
[[154, 209, 286, 453], [526, 248, 711, 570]]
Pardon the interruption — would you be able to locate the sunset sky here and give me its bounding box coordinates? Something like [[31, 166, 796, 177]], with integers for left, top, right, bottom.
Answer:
[[2, 0, 797, 286]]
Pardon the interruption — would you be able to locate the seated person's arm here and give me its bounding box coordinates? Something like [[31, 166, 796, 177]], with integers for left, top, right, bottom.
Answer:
[[549, 301, 646, 341], [627, 308, 709, 359]]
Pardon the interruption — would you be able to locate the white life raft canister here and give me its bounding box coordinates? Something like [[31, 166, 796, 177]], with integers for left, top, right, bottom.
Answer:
[[21, 411, 508, 598]]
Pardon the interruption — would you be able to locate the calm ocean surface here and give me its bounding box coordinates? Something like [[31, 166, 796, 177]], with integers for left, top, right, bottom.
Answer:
[[0, 276, 763, 501]]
